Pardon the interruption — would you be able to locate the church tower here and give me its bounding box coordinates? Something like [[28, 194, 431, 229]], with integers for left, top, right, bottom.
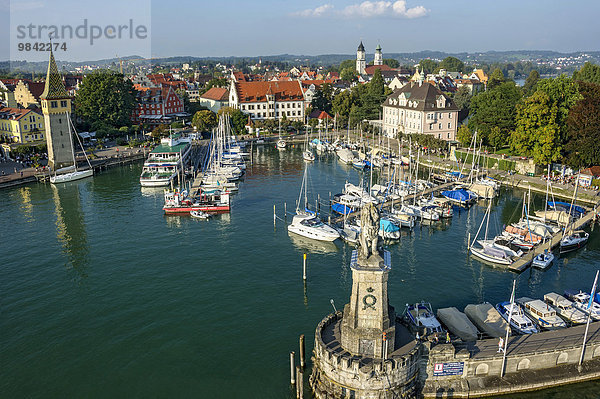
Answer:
[[40, 50, 73, 171], [374, 44, 383, 66], [356, 41, 366, 75]]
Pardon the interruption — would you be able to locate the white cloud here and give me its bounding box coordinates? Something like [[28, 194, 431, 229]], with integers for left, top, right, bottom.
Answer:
[[291, 4, 333, 17], [291, 1, 428, 19]]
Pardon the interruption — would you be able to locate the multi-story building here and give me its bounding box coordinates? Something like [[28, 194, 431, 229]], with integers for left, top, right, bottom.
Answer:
[[0, 107, 45, 143], [229, 81, 305, 121], [198, 87, 229, 113], [13, 80, 45, 108], [132, 86, 185, 125], [382, 81, 459, 140]]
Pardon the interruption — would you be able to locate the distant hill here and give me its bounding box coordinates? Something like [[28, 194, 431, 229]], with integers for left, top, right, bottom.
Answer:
[[2, 50, 599, 74]]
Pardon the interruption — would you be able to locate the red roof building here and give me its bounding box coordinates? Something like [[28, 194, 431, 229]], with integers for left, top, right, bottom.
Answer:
[[198, 87, 229, 113], [132, 86, 186, 125], [230, 81, 305, 121]]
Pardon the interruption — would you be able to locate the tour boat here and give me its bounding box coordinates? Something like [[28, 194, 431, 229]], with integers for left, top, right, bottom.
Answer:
[[190, 210, 210, 219], [516, 297, 567, 330], [543, 293, 588, 325], [403, 301, 444, 336], [559, 230, 589, 253], [564, 290, 600, 320], [163, 189, 230, 214], [532, 250, 554, 269], [140, 134, 192, 187], [495, 301, 538, 334]]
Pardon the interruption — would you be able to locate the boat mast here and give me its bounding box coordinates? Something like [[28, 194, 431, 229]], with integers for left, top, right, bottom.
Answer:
[[544, 164, 550, 224], [67, 111, 77, 171]]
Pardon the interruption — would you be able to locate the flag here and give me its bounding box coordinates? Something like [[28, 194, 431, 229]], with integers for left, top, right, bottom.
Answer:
[[588, 270, 599, 310]]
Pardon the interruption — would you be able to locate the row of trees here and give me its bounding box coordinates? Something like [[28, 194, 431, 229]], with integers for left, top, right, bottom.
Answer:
[[461, 62, 600, 168]]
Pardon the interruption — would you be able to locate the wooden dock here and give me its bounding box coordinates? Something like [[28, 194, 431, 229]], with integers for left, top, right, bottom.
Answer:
[[509, 207, 599, 272]]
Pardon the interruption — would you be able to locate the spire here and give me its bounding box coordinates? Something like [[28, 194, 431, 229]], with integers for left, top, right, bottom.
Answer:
[[376, 44, 382, 51], [357, 41, 365, 52], [40, 49, 69, 100]]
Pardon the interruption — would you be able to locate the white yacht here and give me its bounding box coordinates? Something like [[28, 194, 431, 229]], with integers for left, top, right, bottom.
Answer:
[[50, 116, 94, 184], [287, 214, 340, 242], [564, 290, 600, 320], [404, 301, 444, 335], [495, 301, 538, 334], [544, 293, 588, 325], [517, 297, 567, 330]]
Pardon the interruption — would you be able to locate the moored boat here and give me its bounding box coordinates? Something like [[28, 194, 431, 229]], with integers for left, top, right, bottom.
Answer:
[[516, 297, 567, 330], [495, 301, 538, 334], [543, 293, 588, 325]]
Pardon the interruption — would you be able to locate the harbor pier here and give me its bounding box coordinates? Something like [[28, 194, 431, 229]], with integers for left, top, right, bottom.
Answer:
[[422, 322, 600, 397]]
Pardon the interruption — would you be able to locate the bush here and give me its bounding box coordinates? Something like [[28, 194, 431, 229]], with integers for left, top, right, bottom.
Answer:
[[171, 121, 184, 129], [116, 138, 127, 146]]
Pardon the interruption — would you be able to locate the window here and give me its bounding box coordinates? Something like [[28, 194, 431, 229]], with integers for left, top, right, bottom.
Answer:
[[438, 123, 442, 129], [51, 101, 57, 108], [448, 123, 451, 129], [60, 100, 67, 107], [449, 112, 452, 118]]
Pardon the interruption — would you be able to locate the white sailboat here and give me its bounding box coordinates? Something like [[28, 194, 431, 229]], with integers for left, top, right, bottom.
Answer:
[[288, 166, 339, 242], [50, 115, 93, 184]]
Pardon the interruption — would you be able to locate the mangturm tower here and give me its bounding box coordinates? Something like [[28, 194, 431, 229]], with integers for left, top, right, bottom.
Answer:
[[41, 50, 73, 171], [356, 41, 366, 75], [374, 44, 383, 66], [310, 203, 421, 399]]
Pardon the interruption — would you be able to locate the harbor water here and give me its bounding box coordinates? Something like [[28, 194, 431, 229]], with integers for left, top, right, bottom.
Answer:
[[2, 145, 599, 398]]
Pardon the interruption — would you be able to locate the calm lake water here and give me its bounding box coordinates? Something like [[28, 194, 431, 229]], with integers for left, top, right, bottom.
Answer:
[[2, 145, 599, 398]]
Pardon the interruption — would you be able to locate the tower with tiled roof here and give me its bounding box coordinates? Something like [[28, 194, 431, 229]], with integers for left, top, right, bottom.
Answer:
[[374, 44, 383, 66], [40, 50, 74, 170], [356, 41, 366, 75]]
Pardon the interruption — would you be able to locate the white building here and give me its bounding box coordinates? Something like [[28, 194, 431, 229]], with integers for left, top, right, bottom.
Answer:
[[229, 81, 305, 121], [382, 81, 459, 141]]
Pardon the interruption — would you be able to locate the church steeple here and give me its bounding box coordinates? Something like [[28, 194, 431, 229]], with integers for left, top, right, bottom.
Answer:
[[41, 50, 74, 170], [356, 41, 366, 75], [374, 43, 383, 66], [40, 50, 69, 100]]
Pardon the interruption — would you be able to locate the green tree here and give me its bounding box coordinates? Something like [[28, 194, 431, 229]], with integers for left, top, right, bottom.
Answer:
[[468, 82, 522, 146], [487, 126, 506, 149], [509, 91, 561, 165], [438, 56, 465, 73], [339, 59, 355, 72], [418, 59, 439, 74], [192, 110, 217, 132], [457, 125, 472, 147], [564, 82, 600, 168], [453, 86, 472, 111], [572, 62, 600, 85], [340, 66, 357, 82], [536, 75, 581, 142], [75, 71, 136, 128], [382, 59, 400, 68], [311, 83, 333, 114], [521, 70, 540, 95], [217, 106, 247, 135], [487, 68, 505, 90]]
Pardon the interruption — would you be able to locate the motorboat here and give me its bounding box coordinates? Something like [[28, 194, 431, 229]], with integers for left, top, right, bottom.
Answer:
[[303, 150, 315, 162], [464, 302, 508, 338], [564, 290, 600, 320], [495, 301, 538, 334], [436, 307, 479, 341], [190, 210, 210, 219], [352, 159, 366, 169], [287, 214, 340, 242], [532, 250, 554, 269], [560, 230, 589, 253], [516, 297, 567, 330], [403, 301, 444, 336], [163, 188, 230, 214], [379, 217, 400, 240], [543, 293, 588, 325]]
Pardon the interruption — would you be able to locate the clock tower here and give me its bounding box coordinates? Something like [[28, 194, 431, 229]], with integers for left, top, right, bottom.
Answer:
[[356, 41, 366, 75], [40, 50, 73, 171]]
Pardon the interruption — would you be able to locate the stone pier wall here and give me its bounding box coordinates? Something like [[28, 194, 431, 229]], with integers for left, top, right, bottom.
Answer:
[[422, 328, 600, 398], [310, 312, 421, 399]]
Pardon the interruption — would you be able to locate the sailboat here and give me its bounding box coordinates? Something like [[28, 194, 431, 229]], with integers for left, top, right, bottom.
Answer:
[[302, 129, 314, 161], [288, 166, 339, 242], [560, 174, 589, 253], [50, 115, 93, 184]]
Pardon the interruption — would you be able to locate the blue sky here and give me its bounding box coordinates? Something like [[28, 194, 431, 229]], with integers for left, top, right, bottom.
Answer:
[[2, 0, 599, 62]]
